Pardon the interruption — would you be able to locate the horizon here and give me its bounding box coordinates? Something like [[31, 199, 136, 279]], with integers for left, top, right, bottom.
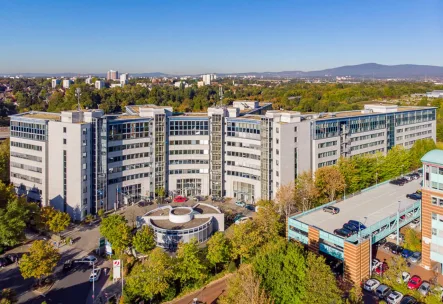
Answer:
[[0, 1, 442, 74]]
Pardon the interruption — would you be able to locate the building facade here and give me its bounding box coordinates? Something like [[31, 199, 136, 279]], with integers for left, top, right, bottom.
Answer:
[[95, 80, 105, 90], [10, 103, 436, 220], [51, 79, 60, 89], [421, 150, 443, 272], [62, 79, 71, 89], [107, 70, 119, 81]]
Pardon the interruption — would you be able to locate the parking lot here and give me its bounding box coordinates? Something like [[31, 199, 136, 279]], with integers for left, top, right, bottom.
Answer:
[[297, 178, 422, 235]]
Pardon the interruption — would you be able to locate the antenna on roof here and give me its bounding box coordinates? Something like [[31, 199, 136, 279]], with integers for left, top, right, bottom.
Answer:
[[75, 88, 81, 111]]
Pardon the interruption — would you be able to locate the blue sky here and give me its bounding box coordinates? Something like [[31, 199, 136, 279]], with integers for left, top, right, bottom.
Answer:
[[0, 0, 442, 74]]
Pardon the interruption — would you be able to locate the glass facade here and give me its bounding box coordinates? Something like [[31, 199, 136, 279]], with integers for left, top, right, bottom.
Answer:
[[169, 119, 209, 136]]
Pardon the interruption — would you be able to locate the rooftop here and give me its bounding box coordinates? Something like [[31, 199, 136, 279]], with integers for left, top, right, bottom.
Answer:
[[296, 178, 422, 234], [421, 149, 443, 165], [150, 217, 210, 230], [20, 112, 61, 121]]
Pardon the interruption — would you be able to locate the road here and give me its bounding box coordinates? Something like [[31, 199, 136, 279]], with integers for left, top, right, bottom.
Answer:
[[168, 275, 230, 304]]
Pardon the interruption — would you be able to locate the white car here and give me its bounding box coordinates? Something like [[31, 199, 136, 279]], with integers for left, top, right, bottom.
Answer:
[[386, 291, 403, 304], [235, 217, 252, 225], [371, 259, 381, 271], [89, 268, 102, 282], [418, 282, 431, 296], [81, 256, 97, 266], [363, 278, 381, 292], [409, 219, 420, 229], [397, 271, 410, 283]]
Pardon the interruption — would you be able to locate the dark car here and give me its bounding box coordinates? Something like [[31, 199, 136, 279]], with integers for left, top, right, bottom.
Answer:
[[245, 204, 255, 211], [6, 254, 18, 263], [323, 206, 340, 214], [406, 193, 422, 200], [390, 179, 405, 186], [391, 245, 404, 255], [343, 223, 358, 233], [0, 257, 12, 267], [333, 228, 353, 238], [348, 220, 366, 230], [383, 241, 396, 251], [401, 249, 413, 259], [400, 295, 417, 304], [63, 260, 73, 271]]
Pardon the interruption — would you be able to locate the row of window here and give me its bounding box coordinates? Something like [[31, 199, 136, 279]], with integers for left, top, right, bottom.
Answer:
[[318, 159, 337, 168], [170, 169, 209, 174], [11, 151, 42, 162], [404, 130, 432, 139], [11, 141, 42, 151], [350, 140, 384, 151], [108, 162, 151, 174], [318, 150, 337, 158], [169, 159, 209, 165], [169, 149, 209, 155], [431, 167, 443, 175], [108, 122, 150, 141], [318, 140, 337, 148], [226, 170, 260, 181], [108, 173, 150, 185], [431, 182, 443, 191], [432, 197, 443, 206], [108, 142, 149, 152], [226, 151, 260, 160], [11, 172, 42, 184], [350, 132, 384, 142], [169, 120, 209, 136], [11, 162, 42, 173], [226, 141, 261, 150], [11, 131, 46, 141], [351, 148, 384, 157], [395, 110, 435, 126], [170, 140, 209, 145], [108, 152, 150, 163], [226, 161, 260, 170], [403, 123, 432, 132]]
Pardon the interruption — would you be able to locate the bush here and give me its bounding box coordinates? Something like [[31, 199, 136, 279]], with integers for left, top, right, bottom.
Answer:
[[227, 261, 237, 273]]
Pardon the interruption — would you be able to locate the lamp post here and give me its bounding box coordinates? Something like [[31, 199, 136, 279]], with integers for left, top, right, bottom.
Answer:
[[75, 259, 96, 300]]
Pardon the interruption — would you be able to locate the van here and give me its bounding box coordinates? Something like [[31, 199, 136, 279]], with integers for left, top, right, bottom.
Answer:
[[376, 284, 392, 299]]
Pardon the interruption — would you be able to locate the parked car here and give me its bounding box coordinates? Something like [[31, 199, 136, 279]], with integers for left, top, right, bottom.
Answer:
[[406, 193, 421, 200], [191, 196, 203, 201], [235, 201, 246, 207], [399, 295, 417, 304], [245, 204, 255, 211], [409, 219, 420, 229], [0, 257, 12, 268], [407, 275, 422, 289], [397, 271, 411, 283], [408, 252, 421, 264], [323, 206, 340, 214], [173, 196, 187, 203], [348, 220, 366, 230], [372, 258, 381, 271], [333, 228, 353, 238], [211, 196, 224, 203], [404, 175, 413, 181], [81, 255, 97, 266], [375, 262, 389, 275], [63, 260, 73, 272], [376, 284, 392, 299], [418, 281, 431, 296], [391, 245, 404, 255], [390, 179, 406, 186], [235, 216, 252, 225], [401, 249, 413, 259], [343, 223, 358, 234], [363, 278, 381, 292], [6, 254, 18, 263], [233, 213, 244, 222], [89, 268, 102, 282], [383, 242, 396, 251], [386, 291, 404, 304]]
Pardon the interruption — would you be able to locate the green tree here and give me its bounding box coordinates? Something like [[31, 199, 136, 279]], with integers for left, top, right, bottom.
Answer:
[[0, 198, 30, 247], [408, 138, 436, 170], [403, 227, 421, 252], [0, 181, 15, 209], [19, 240, 60, 281], [254, 200, 283, 242], [303, 252, 342, 303], [132, 225, 156, 255], [294, 171, 319, 212], [206, 232, 231, 273], [0, 139, 10, 183], [175, 239, 207, 287], [315, 166, 346, 202], [47, 210, 70, 236], [219, 264, 274, 304], [0, 288, 17, 304], [230, 220, 263, 264], [124, 248, 173, 302], [383, 255, 409, 286], [99, 214, 132, 255]]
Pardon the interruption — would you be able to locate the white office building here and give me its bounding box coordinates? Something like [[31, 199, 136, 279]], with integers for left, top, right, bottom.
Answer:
[[51, 79, 61, 89], [85, 77, 93, 85], [95, 80, 105, 90], [202, 74, 217, 85], [10, 103, 436, 220], [62, 79, 72, 89]]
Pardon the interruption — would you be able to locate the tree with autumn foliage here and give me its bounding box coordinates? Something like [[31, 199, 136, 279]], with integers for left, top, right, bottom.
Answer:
[[315, 166, 346, 202]]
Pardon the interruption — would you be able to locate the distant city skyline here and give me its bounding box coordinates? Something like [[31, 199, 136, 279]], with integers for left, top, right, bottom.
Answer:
[[0, 1, 442, 74]]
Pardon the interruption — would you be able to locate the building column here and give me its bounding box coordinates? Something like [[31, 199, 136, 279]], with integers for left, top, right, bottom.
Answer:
[[344, 240, 370, 284], [308, 226, 319, 253]]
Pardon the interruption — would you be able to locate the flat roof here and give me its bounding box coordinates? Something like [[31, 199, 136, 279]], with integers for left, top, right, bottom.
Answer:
[[20, 112, 61, 121], [296, 178, 422, 234], [150, 217, 210, 230], [421, 149, 443, 165]]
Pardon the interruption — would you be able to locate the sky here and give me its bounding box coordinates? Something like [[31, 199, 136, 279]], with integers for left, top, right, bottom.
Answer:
[[0, 0, 442, 74]]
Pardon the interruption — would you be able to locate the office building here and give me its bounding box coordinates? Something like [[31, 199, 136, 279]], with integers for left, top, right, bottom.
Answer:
[[421, 149, 443, 272], [95, 80, 105, 90], [107, 70, 119, 81], [62, 79, 72, 89], [9, 104, 436, 220], [202, 74, 216, 85], [85, 77, 92, 85], [51, 79, 61, 89], [426, 90, 443, 99], [120, 73, 129, 83]]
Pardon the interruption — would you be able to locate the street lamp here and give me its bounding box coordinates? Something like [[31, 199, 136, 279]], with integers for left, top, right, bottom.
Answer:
[[75, 259, 97, 300]]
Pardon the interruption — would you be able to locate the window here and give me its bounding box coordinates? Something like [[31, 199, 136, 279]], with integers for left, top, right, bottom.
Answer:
[[440, 198, 443, 207], [276, 149, 279, 155], [276, 160, 279, 166], [83, 175, 87, 181], [63, 127, 66, 133], [83, 198, 87, 206], [82, 129, 87, 135], [294, 127, 297, 132], [433, 197, 438, 205], [432, 213, 437, 220], [63, 138, 67, 144], [294, 137, 297, 142], [432, 228, 437, 236], [276, 128, 279, 134], [276, 171, 279, 177], [276, 139, 279, 144]]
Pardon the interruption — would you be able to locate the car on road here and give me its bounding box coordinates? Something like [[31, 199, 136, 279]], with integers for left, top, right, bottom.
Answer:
[[375, 262, 389, 275], [63, 260, 74, 272], [348, 220, 366, 230], [343, 223, 358, 234], [397, 271, 411, 284], [390, 179, 406, 186], [401, 249, 413, 259], [235, 201, 246, 207], [399, 295, 417, 304], [386, 291, 403, 304], [5, 254, 18, 263], [333, 228, 353, 238], [245, 204, 255, 211], [363, 278, 381, 292], [81, 256, 97, 266], [406, 193, 421, 200], [391, 245, 404, 255], [407, 275, 422, 290], [376, 284, 392, 299], [323, 206, 340, 214], [418, 281, 430, 296], [173, 196, 187, 203], [408, 252, 421, 264], [0, 257, 12, 268], [89, 268, 102, 282]]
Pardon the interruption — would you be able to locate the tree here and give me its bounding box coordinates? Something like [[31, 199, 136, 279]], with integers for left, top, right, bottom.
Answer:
[[175, 239, 207, 287], [403, 227, 421, 252], [294, 171, 319, 212], [0, 288, 17, 304], [383, 255, 410, 286], [132, 225, 156, 255], [99, 214, 132, 255], [97, 209, 105, 218], [0, 198, 30, 247], [206, 232, 231, 273], [275, 181, 296, 218], [0, 139, 10, 183], [230, 221, 263, 264], [124, 248, 173, 302], [409, 138, 436, 170], [47, 210, 70, 235], [254, 200, 283, 242], [0, 181, 15, 209], [303, 252, 342, 303], [219, 264, 274, 304], [19, 240, 60, 281], [315, 166, 346, 202]]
